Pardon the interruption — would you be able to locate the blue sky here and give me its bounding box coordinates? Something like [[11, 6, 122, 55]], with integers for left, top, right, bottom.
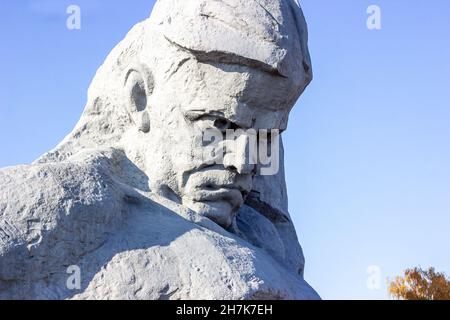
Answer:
[[0, 1, 449, 299]]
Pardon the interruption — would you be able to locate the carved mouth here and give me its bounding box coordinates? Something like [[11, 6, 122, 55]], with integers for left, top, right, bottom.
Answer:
[[198, 182, 250, 201], [204, 182, 249, 193], [191, 186, 245, 207], [182, 168, 252, 209], [182, 171, 253, 228]]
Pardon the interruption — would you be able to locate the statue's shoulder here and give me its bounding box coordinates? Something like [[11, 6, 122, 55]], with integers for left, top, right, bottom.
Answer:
[[0, 150, 319, 300], [0, 148, 134, 285], [0, 149, 126, 227]]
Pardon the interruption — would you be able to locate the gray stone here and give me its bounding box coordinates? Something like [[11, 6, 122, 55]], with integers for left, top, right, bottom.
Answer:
[[0, 0, 319, 300]]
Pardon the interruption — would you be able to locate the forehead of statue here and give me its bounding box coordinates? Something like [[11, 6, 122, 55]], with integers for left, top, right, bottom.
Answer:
[[165, 61, 293, 130]]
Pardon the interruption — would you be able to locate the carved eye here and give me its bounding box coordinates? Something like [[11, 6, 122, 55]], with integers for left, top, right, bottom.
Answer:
[[189, 113, 236, 131], [213, 118, 232, 131]]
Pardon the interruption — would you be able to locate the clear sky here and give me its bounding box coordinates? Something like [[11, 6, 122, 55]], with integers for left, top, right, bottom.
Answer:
[[0, 0, 449, 299]]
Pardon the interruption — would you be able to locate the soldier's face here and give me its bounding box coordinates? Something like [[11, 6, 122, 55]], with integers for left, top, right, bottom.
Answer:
[[146, 60, 295, 228]]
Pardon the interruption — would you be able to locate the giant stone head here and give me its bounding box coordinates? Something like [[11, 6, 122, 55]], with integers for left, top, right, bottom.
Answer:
[[40, 0, 312, 229]]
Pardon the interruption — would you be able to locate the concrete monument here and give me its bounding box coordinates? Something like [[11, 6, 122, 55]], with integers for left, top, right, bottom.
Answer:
[[0, 0, 319, 299]]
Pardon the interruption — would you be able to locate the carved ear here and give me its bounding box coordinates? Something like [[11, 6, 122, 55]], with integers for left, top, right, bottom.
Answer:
[[124, 64, 154, 133]]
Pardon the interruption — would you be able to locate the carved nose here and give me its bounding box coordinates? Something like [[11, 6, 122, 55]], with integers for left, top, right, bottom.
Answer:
[[223, 134, 256, 175], [225, 161, 255, 175]]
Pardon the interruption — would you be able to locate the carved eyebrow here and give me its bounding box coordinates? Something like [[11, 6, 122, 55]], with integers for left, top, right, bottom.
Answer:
[[183, 110, 226, 121], [164, 36, 287, 79], [183, 110, 247, 130]]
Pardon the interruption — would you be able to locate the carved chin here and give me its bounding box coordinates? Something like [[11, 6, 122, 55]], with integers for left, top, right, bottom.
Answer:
[[183, 199, 238, 229]]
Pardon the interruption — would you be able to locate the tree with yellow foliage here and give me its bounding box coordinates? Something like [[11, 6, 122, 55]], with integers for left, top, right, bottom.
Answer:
[[389, 267, 450, 300]]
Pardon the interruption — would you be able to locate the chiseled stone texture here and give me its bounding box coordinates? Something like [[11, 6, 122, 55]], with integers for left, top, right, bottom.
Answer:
[[0, 0, 319, 300]]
